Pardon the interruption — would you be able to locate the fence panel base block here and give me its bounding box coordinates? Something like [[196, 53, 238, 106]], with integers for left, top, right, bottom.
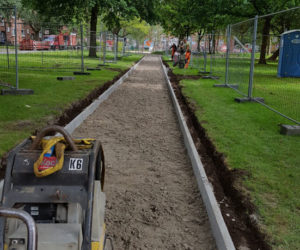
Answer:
[[87, 67, 101, 71], [214, 84, 239, 89], [234, 97, 264, 103], [202, 76, 220, 80], [57, 76, 75, 81], [1, 89, 34, 95], [280, 125, 300, 135], [73, 72, 91, 75]]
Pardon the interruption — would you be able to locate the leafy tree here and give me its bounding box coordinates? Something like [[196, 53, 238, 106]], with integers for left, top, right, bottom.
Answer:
[[159, 0, 199, 40], [226, 0, 300, 64], [21, 0, 158, 57], [267, 8, 300, 61], [124, 18, 150, 41]]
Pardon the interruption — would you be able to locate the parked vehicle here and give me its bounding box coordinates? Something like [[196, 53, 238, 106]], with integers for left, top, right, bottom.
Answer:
[[20, 32, 77, 50]]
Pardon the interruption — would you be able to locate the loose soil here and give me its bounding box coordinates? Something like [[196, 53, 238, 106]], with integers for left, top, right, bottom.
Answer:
[[163, 60, 271, 250], [73, 56, 216, 249], [176, 75, 202, 81]]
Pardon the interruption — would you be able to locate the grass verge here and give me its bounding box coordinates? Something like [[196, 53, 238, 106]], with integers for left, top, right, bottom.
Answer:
[[0, 54, 142, 158]]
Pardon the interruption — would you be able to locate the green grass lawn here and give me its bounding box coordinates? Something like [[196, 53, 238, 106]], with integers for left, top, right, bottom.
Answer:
[[0, 53, 142, 157], [164, 54, 300, 124], [0, 49, 122, 72], [164, 56, 300, 249]]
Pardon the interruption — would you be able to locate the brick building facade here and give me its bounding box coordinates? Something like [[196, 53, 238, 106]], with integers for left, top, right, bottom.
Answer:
[[0, 17, 35, 45]]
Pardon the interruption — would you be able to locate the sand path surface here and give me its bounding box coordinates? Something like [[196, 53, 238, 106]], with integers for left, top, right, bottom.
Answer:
[[73, 56, 216, 250]]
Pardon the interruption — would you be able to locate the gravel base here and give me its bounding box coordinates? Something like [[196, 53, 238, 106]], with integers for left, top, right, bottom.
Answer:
[[73, 56, 216, 250]]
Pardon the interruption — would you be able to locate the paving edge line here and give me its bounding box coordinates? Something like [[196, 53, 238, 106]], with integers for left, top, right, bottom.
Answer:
[[64, 56, 145, 134], [160, 57, 236, 250]]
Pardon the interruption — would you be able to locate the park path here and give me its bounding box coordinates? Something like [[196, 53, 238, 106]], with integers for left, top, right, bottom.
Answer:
[[73, 56, 216, 250]]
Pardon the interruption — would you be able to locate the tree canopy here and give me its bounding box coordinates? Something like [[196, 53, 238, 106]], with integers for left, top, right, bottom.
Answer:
[[20, 0, 159, 56], [2, 0, 299, 61]]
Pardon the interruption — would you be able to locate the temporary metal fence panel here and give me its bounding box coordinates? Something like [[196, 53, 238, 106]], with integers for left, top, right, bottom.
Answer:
[[99, 31, 117, 63], [0, 7, 18, 89], [200, 35, 212, 74], [253, 8, 300, 124], [227, 19, 255, 96], [213, 7, 300, 125], [189, 33, 226, 78], [210, 32, 227, 81], [189, 34, 201, 70], [16, 21, 83, 72]]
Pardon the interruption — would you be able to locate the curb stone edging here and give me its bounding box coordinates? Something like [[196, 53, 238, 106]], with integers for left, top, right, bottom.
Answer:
[[160, 57, 236, 250]]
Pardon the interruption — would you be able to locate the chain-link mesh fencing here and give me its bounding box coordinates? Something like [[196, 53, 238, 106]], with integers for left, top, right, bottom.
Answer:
[[16, 21, 83, 72], [227, 19, 254, 95], [253, 8, 300, 124], [189, 35, 207, 73], [212, 7, 300, 125], [98, 31, 117, 64], [187, 33, 226, 80], [210, 32, 227, 81], [0, 7, 18, 89]]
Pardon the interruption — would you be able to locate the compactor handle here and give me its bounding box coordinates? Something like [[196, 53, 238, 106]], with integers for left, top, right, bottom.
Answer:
[[31, 125, 78, 151], [0, 207, 37, 250]]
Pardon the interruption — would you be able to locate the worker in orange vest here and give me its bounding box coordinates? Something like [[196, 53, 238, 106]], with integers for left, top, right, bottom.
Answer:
[[185, 45, 191, 69]]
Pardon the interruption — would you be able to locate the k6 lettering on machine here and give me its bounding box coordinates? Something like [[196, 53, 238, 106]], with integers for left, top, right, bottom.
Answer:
[[69, 158, 83, 171]]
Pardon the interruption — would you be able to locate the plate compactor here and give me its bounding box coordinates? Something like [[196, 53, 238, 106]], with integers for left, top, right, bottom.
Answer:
[[0, 126, 112, 250]]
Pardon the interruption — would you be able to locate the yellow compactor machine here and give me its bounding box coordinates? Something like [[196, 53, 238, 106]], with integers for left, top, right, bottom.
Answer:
[[0, 126, 112, 250]]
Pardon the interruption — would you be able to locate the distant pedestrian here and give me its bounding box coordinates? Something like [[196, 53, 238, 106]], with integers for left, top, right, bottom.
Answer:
[[170, 43, 177, 59], [185, 45, 191, 69]]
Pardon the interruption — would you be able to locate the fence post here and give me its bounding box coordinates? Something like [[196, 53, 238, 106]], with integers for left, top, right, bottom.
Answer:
[[225, 25, 231, 85], [122, 37, 125, 56], [99, 30, 102, 64], [214, 25, 239, 88], [80, 24, 84, 72], [209, 32, 214, 76], [234, 15, 263, 102], [1, 6, 33, 95], [248, 15, 258, 99], [199, 36, 209, 74], [114, 34, 117, 61], [14, 6, 19, 89], [103, 31, 106, 65]]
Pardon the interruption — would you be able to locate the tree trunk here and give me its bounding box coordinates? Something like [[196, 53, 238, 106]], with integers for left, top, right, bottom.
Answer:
[[197, 31, 203, 52], [213, 34, 216, 54], [88, 4, 99, 57], [259, 17, 271, 64], [267, 48, 279, 61], [116, 34, 119, 58], [208, 34, 212, 54]]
